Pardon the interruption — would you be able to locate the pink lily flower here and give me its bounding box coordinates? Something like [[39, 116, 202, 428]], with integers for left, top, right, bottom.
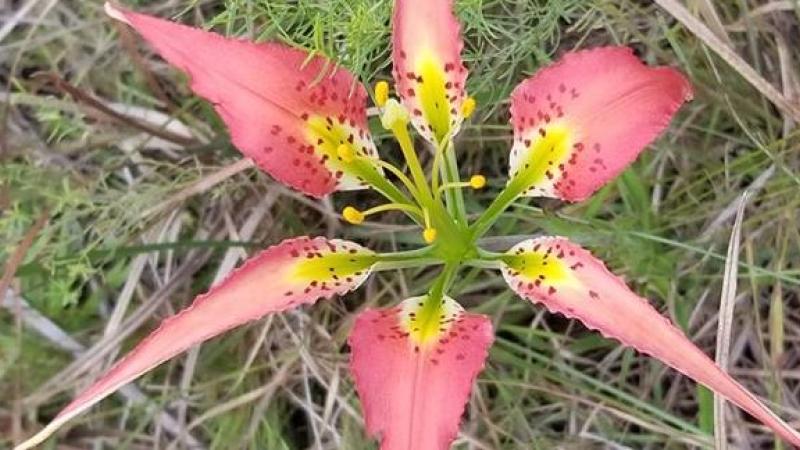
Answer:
[[15, 1, 800, 449]]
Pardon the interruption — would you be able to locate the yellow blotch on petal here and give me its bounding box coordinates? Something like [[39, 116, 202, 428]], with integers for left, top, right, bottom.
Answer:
[[304, 114, 378, 190], [416, 51, 452, 142], [337, 144, 355, 163], [509, 122, 574, 194], [292, 252, 376, 284], [399, 295, 463, 347], [504, 249, 576, 288]]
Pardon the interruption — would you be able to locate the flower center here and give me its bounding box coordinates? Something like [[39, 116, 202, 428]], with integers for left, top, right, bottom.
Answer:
[[337, 87, 483, 261]]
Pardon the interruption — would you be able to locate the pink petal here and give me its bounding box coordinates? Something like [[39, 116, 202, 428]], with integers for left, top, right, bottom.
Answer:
[[392, 0, 468, 143], [349, 296, 493, 450], [501, 236, 800, 446], [508, 47, 692, 201], [106, 3, 379, 198], [15, 237, 375, 450]]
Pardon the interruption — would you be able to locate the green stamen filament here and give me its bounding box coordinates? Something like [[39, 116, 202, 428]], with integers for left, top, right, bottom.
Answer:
[[343, 203, 424, 225], [370, 158, 423, 203], [436, 175, 485, 198], [363, 203, 424, 218]]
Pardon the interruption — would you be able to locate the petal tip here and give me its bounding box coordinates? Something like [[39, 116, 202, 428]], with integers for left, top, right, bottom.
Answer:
[[104, 2, 130, 24]]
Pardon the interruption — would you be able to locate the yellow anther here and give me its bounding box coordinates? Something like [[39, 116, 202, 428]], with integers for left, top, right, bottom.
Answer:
[[342, 206, 364, 224], [469, 174, 486, 189], [381, 99, 410, 130], [461, 96, 476, 119], [375, 81, 389, 107], [337, 144, 355, 163], [422, 227, 438, 244]]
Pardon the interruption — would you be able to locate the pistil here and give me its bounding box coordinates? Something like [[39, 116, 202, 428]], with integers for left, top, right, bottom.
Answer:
[[381, 99, 433, 201]]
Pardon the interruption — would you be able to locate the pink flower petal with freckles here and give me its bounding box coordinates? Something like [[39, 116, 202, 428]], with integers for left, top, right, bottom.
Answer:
[[508, 47, 692, 201], [392, 0, 468, 143], [501, 236, 800, 447], [15, 237, 375, 450], [106, 3, 379, 198], [349, 296, 493, 450]]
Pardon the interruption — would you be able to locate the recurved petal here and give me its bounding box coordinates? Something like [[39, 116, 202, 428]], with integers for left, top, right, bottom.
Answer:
[[501, 236, 800, 447], [15, 237, 375, 450], [392, 0, 468, 144], [349, 295, 493, 450], [106, 3, 379, 198], [508, 47, 692, 202]]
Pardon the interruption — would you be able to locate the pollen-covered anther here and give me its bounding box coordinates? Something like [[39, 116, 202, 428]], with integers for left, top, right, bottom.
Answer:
[[469, 174, 486, 189], [423, 227, 438, 244], [461, 96, 476, 119], [374, 81, 389, 107], [342, 206, 364, 224], [336, 144, 355, 163]]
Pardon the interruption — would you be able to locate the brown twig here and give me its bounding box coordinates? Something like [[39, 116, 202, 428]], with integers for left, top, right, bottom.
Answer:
[[114, 21, 179, 114], [32, 72, 197, 146]]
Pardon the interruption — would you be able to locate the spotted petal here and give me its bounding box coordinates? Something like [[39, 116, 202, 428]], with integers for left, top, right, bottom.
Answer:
[[15, 237, 375, 450], [392, 0, 468, 144], [106, 3, 379, 198], [349, 295, 493, 450], [501, 236, 800, 446], [508, 47, 692, 201]]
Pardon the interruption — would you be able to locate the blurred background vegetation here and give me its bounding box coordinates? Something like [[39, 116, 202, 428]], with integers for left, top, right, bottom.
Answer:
[[1, 0, 799, 448]]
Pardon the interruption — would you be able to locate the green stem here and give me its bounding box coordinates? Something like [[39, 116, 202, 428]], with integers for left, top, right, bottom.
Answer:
[[427, 199, 472, 262], [441, 140, 467, 226], [375, 246, 436, 262], [476, 247, 506, 261], [430, 141, 446, 194], [462, 247, 507, 270], [463, 259, 504, 270], [425, 263, 460, 307], [373, 259, 442, 271], [373, 246, 439, 271], [430, 131, 454, 194]]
